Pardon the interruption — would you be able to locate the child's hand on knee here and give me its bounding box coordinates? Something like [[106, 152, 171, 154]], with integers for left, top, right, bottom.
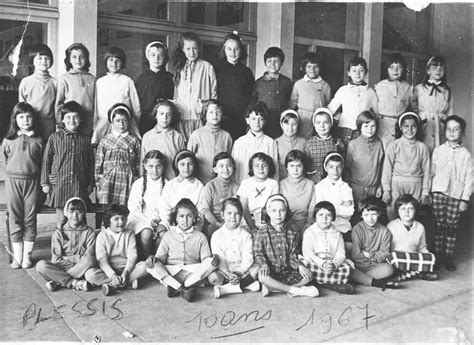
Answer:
[[145, 255, 156, 268], [322, 261, 335, 274], [111, 274, 122, 287], [229, 272, 241, 285], [42, 185, 51, 194], [298, 265, 312, 280], [259, 265, 269, 278], [460, 200, 469, 212]]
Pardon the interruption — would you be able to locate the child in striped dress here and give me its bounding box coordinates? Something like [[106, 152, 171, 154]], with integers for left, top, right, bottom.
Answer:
[[305, 108, 344, 185], [42, 101, 94, 229], [95, 104, 141, 207], [187, 100, 233, 184]]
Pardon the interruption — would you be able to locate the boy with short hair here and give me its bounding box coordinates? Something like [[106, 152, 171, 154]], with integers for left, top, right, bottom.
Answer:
[[232, 101, 279, 183], [85, 204, 147, 295], [19, 43, 57, 142], [253, 47, 292, 139], [328, 57, 378, 147], [289, 52, 331, 139]]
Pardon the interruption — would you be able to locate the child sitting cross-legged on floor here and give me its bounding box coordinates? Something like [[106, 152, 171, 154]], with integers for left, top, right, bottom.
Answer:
[[36, 197, 96, 292], [350, 196, 400, 290], [253, 194, 319, 298], [211, 198, 260, 298], [146, 198, 220, 302], [85, 204, 147, 295], [301, 201, 354, 294], [387, 194, 438, 281]]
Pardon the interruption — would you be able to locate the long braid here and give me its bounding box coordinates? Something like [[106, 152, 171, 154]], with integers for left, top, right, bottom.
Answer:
[[140, 169, 147, 212]]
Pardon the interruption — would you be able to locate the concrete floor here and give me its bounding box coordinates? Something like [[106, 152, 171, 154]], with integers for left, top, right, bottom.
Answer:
[[0, 213, 472, 344]]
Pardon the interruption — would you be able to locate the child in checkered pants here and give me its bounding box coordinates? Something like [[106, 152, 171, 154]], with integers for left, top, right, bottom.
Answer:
[[387, 194, 437, 281], [253, 194, 319, 298], [430, 115, 472, 271], [301, 201, 354, 294]]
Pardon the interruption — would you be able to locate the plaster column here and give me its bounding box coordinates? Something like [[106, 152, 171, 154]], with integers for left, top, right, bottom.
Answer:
[[362, 3, 383, 86], [255, 2, 295, 78], [57, 0, 97, 76]]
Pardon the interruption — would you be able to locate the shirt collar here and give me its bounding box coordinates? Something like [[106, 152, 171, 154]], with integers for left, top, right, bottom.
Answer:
[[428, 79, 442, 85], [17, 130, 34, 137], [325, 176, 343, 186], [248, 130, 264, 138], [112, 129, 129, 137], [263, 72, 279, 81], [303, 75, 322, 83], [176, 227, 194, 235]]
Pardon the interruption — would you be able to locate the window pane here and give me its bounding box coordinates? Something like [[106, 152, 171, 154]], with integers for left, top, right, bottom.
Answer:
[[382, 3, 431, 54], [185, 2, 247, 31], [0, 20, 46, 140], [98, 0, 168, 20], [96, 27, 167, 79], [295, 3, 351, 43]]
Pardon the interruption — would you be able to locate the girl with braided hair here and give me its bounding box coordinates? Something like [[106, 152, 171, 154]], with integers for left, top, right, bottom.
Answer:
[[127, 150, 168, 259]]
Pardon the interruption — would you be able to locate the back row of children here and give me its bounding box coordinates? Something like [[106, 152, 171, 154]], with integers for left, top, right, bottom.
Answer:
[[19, 31, 454, 153]]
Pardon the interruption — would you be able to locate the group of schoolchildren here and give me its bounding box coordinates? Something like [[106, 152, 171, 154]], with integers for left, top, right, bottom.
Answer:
[[3, 30, 471, 302]]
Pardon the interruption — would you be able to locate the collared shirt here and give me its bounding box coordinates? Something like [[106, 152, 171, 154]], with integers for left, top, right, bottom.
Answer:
[[156, 226, 211, 265], [253, 222, 301, 272], [375, 79, 412, 117], [232, 130, 279, 183], [431, 142, 472, 200], [314, 177, 354, 233], [211, 225, 253, 274], [328, 83, 378, 130]]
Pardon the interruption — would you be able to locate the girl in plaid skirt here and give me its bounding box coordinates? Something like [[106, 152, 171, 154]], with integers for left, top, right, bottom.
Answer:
[[253, 194, 319, 298], [301, 201, 354, 294], [430, 115, 472, 271], [95, 104, 141, 207]]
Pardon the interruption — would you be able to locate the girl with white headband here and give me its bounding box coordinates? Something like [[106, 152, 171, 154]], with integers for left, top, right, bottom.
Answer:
[[381, 112, 430, 221], [411, 55, 454, 153], [92, 46, 141, 144], [95, 103, 141, 206], [253, 194, 319, 298], [275, 109, 306, 180], [135, 41, 174, 135]]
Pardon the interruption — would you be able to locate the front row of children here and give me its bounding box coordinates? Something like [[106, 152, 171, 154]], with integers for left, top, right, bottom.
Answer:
[[36, 191, 438, 301]]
